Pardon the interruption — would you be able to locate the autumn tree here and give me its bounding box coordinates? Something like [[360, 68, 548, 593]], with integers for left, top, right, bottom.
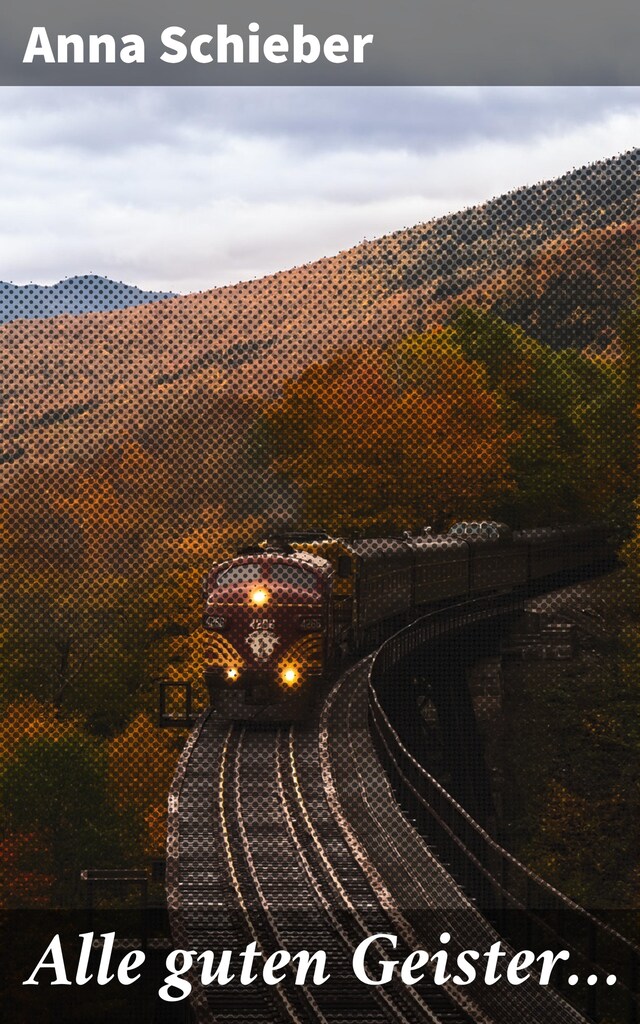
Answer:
[[1, 572, 164, 733], [252, 347, 513, 534], [449, 307, 637, 530]]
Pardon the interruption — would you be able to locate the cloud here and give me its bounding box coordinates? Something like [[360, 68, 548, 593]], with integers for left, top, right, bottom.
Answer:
[[0, 86, 638, 292]]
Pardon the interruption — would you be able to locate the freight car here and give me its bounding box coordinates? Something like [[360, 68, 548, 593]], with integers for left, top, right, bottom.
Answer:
[[202, 522, 611, 722]]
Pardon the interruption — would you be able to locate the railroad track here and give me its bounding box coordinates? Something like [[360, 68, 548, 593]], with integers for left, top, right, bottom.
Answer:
[[169, 696, 589, 1021], [207, 719, 480, 1023], [167, 596, 637, 1024]]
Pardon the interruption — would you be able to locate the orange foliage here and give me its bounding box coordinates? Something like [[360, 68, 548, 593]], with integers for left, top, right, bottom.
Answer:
[[263, 349, 513, 532], [106, 713, 180, 854], [144, 802, 169, 858], [0, 698, 79, 766]]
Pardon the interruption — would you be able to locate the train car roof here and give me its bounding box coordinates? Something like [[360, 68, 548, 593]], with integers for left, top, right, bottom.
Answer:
[[290, 549, 334, 577], [264, 530, 332, 544], [294, 532, 469, 559], [518, 524, 606, 547], [348, 537, 414, 558], [517, 525, 571, 543], [405, 534, 469, 553], [447, 520, 511, 541]]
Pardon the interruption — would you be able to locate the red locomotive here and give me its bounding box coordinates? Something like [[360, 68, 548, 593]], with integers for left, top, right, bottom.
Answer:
[[202, 547, 334, 722], [202, 523, 612, 724]]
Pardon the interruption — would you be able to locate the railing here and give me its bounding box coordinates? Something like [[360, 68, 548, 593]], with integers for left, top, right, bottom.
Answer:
[[368, 598, 639, 1024]]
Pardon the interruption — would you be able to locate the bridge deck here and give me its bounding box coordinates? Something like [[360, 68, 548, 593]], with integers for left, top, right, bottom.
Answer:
[[168, 647, 590, 1023]]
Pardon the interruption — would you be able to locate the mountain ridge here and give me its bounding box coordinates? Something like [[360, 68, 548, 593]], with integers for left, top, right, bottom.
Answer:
[[1, 149, 638, 479], [0, 274, 174, 325]]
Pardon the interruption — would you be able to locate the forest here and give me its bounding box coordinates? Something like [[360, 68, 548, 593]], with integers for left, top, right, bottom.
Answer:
[[1, 295, 639, 910]]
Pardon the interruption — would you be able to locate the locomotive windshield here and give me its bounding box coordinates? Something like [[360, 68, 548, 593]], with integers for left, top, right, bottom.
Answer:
[[215, 560, 321, 591], [217, 563, 263, 586], [270, 563, 318, 590]]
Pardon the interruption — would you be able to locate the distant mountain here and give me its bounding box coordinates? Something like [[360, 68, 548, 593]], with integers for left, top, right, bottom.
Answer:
[[0, 274, 174, 324]]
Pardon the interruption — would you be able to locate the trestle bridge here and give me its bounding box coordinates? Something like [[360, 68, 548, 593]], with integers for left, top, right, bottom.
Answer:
[[165, 595, 639, 1024]]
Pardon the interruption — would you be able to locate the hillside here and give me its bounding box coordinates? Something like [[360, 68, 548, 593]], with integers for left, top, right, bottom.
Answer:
[[1, 149, 638, 478]]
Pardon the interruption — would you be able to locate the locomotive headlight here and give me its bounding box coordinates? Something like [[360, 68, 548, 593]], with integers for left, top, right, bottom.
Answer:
[[226, 668, 239, 682], [249, 587, 269, 607], [282, 666, 299, 687]]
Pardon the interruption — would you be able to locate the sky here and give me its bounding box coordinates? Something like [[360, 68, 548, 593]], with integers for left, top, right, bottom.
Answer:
[[0, 85, 638, 294]]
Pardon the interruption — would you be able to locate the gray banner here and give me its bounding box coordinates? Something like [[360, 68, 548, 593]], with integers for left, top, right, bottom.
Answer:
[[2, 0, 640, 85]]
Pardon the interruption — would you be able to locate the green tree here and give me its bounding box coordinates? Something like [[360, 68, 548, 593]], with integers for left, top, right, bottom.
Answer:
[[1, 732, 143, 905]]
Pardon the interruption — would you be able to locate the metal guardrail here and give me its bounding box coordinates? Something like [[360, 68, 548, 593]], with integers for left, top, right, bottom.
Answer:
[[368, 597, 639, 1024]]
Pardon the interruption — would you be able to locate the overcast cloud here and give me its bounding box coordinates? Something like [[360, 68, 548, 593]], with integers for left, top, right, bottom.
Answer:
[[0, 86, 638, 293]]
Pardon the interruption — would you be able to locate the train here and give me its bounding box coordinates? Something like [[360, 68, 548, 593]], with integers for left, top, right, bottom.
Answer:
[[202, 521, 612, 723]]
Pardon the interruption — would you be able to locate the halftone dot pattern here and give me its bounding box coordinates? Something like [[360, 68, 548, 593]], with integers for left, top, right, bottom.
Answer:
[[0, 275, 173, 324], [1, 146, 638, 946]]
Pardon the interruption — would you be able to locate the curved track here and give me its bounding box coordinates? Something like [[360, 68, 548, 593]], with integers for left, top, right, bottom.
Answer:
[[170, 710, 482, 1023], [222, 724, 481, 1019], [168, 650, 597, 1023], [166, 579, 640, 1024]]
